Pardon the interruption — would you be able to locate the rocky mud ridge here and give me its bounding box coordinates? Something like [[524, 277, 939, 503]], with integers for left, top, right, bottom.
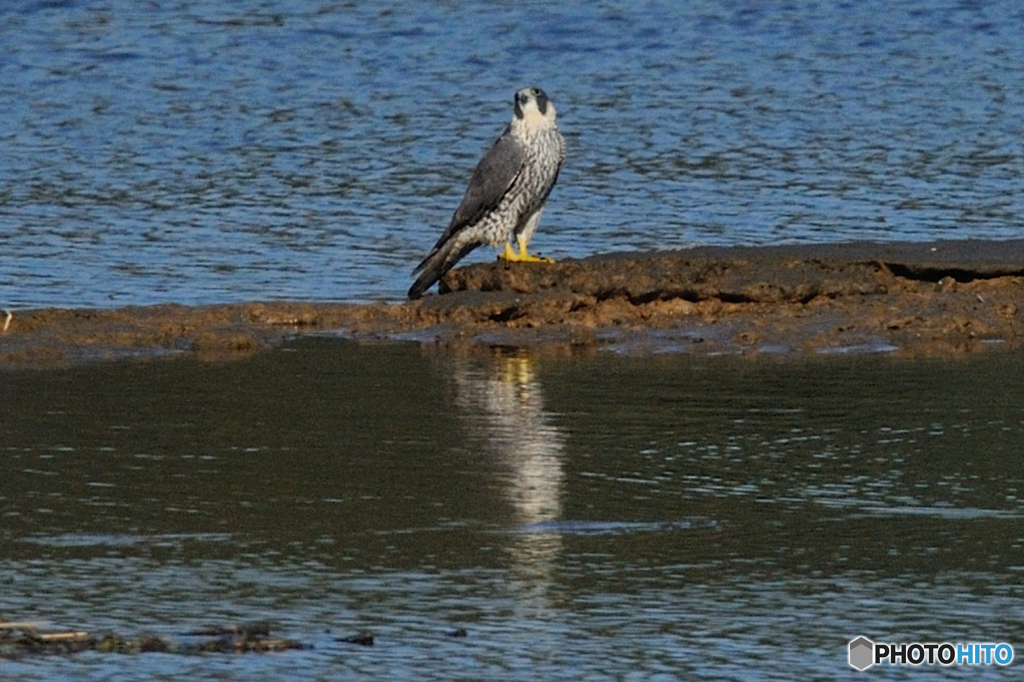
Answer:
[[2, 240, 1022, 367]]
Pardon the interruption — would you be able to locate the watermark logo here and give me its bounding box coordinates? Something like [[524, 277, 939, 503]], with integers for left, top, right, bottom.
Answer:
[[849, 636, 1013, 670]]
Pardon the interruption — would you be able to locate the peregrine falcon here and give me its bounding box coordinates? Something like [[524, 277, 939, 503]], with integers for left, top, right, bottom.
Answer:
[[408, 86, 566, 300]]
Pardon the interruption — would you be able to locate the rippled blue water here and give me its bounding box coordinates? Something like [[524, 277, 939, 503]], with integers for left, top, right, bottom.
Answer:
[[2, 0, 1023, 307]]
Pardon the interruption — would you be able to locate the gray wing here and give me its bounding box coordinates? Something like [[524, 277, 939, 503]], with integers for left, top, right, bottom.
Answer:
[[432, 128, 526, 248]]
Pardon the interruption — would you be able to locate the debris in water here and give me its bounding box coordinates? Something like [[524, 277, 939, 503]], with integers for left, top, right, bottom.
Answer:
[[0, 619, 306, 658], [338, 631, 375, 646]]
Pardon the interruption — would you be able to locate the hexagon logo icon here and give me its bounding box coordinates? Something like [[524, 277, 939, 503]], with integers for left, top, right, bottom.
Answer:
[[849, 637, 874, 670]]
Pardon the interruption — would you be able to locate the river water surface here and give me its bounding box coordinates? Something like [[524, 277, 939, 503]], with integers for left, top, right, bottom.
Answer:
[[1, 339, 1022, 679], [3, 0, 1024, 307]]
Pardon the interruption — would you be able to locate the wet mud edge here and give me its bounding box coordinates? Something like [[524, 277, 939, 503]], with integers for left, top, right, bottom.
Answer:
[[3, 240, 1023, 368]]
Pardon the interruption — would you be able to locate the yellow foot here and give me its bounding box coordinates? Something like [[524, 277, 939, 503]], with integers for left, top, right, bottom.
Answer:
[[497, 242, 555, 264]]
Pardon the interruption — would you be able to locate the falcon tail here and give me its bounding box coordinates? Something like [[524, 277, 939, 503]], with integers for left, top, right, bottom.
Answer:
[[408, 234, 480, 300], [407, 257, 444, 300]]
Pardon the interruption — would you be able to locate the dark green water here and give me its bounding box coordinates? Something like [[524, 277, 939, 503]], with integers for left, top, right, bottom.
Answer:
[[1, 339, 1022, 679]]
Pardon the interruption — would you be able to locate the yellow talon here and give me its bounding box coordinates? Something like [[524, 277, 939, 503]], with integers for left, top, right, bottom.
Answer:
[[497, 236, 555, 264]]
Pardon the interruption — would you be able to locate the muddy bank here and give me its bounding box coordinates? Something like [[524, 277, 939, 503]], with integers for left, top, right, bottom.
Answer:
[[2, 240, 1022, 367]]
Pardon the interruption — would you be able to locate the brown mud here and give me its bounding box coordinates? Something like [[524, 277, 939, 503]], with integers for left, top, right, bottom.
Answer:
[[3, 240, 1023, 368]]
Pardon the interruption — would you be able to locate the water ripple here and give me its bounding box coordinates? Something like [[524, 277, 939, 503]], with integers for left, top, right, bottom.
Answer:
[[3, 0, 1023, 307]]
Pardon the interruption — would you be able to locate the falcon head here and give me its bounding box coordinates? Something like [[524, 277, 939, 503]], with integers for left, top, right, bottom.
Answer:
[[514, 86, 557, 125]]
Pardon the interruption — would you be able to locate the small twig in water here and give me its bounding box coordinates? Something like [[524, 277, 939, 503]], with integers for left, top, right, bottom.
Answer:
[[0, 621, 50, 631]]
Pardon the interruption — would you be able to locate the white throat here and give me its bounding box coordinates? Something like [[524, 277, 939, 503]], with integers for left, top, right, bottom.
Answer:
[[518, 102, 556, 131]]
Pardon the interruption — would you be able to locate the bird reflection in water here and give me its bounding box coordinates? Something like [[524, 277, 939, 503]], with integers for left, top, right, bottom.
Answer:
[[443, 348, 566, 610]]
